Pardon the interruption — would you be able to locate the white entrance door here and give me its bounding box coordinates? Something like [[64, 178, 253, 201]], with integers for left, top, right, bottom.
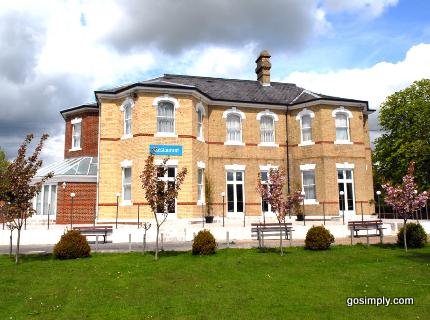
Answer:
[[226, 171, 244, 214], [337, 169, 355, 215]]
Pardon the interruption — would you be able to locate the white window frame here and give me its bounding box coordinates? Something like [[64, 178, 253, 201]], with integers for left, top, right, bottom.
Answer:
[[33, 184, 57, 216], [300, 164, 318, 205], [332, 107, 353, 144], [155, 162, 177, 215], [197, 167, 205, 205], [223, 107, 245, 146], [225, 164, 246, 215], [153, 95, 179, 138], [121, 160, 133, 206], [120, 97, 134, 139], [70, 117, 82, 151], [296, 108, 315, 146], [257, 109, 279, 147], [259, 164, 278, 215], [196, 102, 205, 142]]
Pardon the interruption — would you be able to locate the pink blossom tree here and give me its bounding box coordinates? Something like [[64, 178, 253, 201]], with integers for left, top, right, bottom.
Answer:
[[256, 168, 304, 254], [0, 134, 53, 263], [382, 162, 428, 251], [140, 152, 187, 260]]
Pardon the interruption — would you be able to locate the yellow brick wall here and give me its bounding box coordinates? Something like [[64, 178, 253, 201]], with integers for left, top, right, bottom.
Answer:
[[97, 91, 374, 221]]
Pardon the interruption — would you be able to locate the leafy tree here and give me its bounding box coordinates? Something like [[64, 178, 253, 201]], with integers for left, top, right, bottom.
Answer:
[[140, 153, 187, 260], [0, 148, 9, 174], [374, 79, 430, 190], [256, 168, 304, 255], [382, 162, 428, 252], [0, 134, 53, 263]]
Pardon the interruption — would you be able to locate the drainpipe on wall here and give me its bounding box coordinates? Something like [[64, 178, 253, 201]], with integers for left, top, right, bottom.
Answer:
[[286, 108, 291, 194]]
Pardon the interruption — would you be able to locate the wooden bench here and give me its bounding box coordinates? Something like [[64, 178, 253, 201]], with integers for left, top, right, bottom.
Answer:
[[251, 222, 294, 248], [73, 226, 113, 243], [348, 220, 386, 245]]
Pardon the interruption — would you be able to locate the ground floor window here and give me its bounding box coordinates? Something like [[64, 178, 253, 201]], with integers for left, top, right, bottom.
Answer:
[[157, 165, 176, 214], [33, 184, 57, 215], [226, 170, 244, 213], [197, 168, 204, 204], [337, 169, 355, 212], [259, 170, 271, 213]]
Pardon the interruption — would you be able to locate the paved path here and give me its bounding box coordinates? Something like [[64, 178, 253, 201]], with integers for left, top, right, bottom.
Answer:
[[0, 235, 398, 255]]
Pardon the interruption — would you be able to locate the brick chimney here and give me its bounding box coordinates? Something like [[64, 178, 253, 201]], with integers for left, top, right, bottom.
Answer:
[[255, 50, 271, 86]]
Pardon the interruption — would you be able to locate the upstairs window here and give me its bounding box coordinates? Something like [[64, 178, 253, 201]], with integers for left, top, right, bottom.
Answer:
[[153, 95, 180, 137], [260, 115, 275, 143], [223, 107, 246, 146], [296, 108, 315, 146], [227, 113, 242, 142], [197, 108, 203, 140], [157, 101, 175, 134], [335, 114, 349, 141], [71, 117, 82, 150], [121, 98, 134, 138], [332, 107, 353, 144]]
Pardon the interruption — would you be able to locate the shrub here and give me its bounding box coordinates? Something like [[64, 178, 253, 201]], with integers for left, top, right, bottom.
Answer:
[[305, 226, 335, 250], [397, 222, 427, 248], [192, 230, 217, 255], [53, 230, 91, 260]]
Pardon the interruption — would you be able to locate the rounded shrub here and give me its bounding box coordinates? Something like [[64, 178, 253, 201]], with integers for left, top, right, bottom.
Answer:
[[192, 229, 217, 255], [397, 222, 427, 248], [305, 226, 335, 250], [53, 230, 91, 260]]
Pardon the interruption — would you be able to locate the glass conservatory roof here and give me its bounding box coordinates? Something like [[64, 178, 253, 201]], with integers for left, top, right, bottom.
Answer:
[[36, 157, 98, 177]]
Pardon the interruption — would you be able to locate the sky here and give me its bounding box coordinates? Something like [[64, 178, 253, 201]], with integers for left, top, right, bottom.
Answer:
[[0, 0, 429, 164]]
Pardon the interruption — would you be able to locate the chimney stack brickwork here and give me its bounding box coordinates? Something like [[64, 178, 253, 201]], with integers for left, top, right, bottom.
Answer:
[[255, 50, 271, 86]]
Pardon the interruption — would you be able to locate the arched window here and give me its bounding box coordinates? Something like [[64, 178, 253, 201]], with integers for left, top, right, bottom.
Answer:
[[227, 113, 241, 142], [260, 115, 274, 143], [332, 107, 353, 143], [157, 101, 175, 134], [153, 95, 180, 137], [223, 107, 245, 145], [120, 98, 134, 139], [296, 108, 315, 146], [256, 109, 278, 146], [195, 102, 205, 141]]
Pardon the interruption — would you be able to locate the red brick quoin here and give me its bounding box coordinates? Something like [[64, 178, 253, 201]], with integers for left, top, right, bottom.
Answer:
[[56, 182, 97, 224]]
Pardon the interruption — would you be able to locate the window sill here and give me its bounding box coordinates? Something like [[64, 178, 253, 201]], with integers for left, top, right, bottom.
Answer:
[[298, 141, 315, 147], [258, 142, 279, 147], [197, 200, 205, 206], [69, 147, 82, 152], [154, 132, 178, 138], [120, 200, 133, 207], [224, 141, 245, 146], [304, 199, 319, 205], [196, 137, 205, 143], [334, 141, 353, 145], [121, 134, 133, 140]]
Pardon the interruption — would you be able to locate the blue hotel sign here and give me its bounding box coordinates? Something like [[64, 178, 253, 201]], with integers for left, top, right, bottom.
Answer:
[[149, 144, 183, 156]]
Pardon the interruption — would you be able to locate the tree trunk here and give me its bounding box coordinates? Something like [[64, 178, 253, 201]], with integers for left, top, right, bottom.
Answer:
[[280, 230, 283, 256], [15, 227, 21, 264], [155, 225, 159, 260], [403, 219, 408, 252]]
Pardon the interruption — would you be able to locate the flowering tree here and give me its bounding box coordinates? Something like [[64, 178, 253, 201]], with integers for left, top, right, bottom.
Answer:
[[0, 134, 53, 263], [140, 152, 187, 260], [256, 168, 304, 254], [382, 162, 428, 251]]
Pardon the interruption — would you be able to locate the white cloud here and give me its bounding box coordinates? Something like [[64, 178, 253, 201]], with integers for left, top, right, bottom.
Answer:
[[322, 0, 398, 17], [284, 43, 430, 140]]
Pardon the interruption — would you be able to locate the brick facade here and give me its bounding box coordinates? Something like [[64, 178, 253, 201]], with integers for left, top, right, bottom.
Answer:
[[97, 91, 374, 221], [56, 182, 97, 224], [64, 111, 99, 159]]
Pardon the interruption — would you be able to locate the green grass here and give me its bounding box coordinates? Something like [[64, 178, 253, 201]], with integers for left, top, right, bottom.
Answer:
[[1, 245, 429, 319]]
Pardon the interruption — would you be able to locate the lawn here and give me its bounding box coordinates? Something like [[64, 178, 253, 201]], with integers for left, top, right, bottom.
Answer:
[[0, 245, 429, 319]]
